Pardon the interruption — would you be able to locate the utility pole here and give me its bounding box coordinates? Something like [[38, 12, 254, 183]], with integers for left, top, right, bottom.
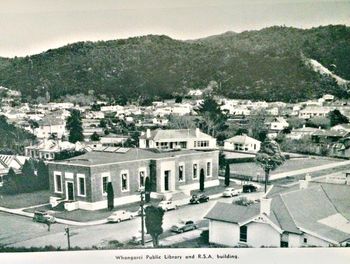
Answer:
[[65, 226, 71, 250], [140, 190, 145, 246]]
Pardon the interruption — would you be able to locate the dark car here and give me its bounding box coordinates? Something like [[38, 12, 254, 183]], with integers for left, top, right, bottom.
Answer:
[[190, 193, 209, 204], [33, 210, 56, 224], [242, 184, 258, 193]]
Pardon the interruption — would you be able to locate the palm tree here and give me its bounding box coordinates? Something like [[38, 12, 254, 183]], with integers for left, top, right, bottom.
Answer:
[[255, 138, 285, 193]]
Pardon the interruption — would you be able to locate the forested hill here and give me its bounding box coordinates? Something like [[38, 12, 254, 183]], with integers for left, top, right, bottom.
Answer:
[[0, 25, 349, 103]]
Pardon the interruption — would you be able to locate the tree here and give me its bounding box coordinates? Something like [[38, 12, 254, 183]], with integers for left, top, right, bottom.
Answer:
[[1, 168, 18, 194], [90, 132, 100, 141], [287, 117, 305, 129], [37, 160, 49, 190], [144, 206, 164, 247], [225, 163, 230, 187], [107, 182, 114, 211], [255, 138, 285, 193], [247, 109, 268, 141], [66, 109, 84, 143], [199, 169, 205, 192], [306, 116, 331, 129], [195, 95, 227, 137], [21, 159, 37, 192], [144, 177, 151, 203], [328, 109, 349, 127]]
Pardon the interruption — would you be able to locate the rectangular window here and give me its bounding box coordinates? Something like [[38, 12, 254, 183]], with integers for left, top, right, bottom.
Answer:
[[54, 172, 62, 193], [193, 164, 198, 179], [194, 141, 197, 147], [303, 238, 307, 244], [206, 162, 211, 177], [77, 174, 86, 196], [240, 226, 247, 242], [139, 171, 145, 187], [121, 172, 129, 191], [179, 165, 184, 182], [102, 175, 109, 195]]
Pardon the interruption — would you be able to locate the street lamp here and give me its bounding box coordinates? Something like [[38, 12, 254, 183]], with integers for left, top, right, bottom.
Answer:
[[64, 226, 71, 250], [137, 188, 146, 246]]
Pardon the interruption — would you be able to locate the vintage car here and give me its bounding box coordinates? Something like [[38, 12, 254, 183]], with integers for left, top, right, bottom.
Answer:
[[33, 210, 56, 224], [171, 220, 198, 233], [107, 210, 134, 223], [189, 193, 209, 204]]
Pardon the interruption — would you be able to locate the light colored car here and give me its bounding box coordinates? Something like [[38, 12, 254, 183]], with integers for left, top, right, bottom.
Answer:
[[129, 231, 153, 245], [107, 210, 134, 223], [171, 220, 198, 233], [158, 200, 177, 211], [222, 187, 242, 197]]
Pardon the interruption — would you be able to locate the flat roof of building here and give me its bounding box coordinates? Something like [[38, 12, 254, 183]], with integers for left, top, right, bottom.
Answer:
[[50, 148, 218, 166]]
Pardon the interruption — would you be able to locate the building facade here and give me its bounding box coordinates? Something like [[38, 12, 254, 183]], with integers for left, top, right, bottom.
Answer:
[[139, 128, 217, 150], [48, 148, 219, 210]]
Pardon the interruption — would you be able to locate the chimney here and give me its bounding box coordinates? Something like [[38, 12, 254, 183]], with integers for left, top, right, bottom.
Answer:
[[302, 124, 306, 128], [260, 198, 272, 216], [196, 127, 200, 137], [299, 180, 308, 190], [146, 129, 151, 138]]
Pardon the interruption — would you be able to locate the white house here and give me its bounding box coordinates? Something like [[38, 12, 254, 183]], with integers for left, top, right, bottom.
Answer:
[[25, 139, 77, 160], [34, 117, 66, 139], [268, 117, 289, 131], [299, 107, 333, 119], [224, 134, 261, 152], [205, 181, 350, 248], [286, 126, 321, 140], [139, 128, 217, 150]]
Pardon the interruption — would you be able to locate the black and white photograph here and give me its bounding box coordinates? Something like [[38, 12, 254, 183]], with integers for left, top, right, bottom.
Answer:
[[0, 1, 350, 263]]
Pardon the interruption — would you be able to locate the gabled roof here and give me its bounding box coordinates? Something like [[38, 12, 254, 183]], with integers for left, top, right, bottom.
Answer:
[[312, 129, 350, 138], [206, 183, 350, 243], [224, 134, 261, 144], [140, 129, 213, 141], [205, 202, 260, 224]]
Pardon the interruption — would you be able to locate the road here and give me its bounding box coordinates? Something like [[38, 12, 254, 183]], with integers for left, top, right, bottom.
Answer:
[[1, 192, 262, 249]]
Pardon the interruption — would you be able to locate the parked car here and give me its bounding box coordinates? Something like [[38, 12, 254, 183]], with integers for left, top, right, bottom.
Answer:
[[107, 210, 134, 223], [222, 187, 242, 197], [158, 200, 177, 211], [33, 210, 56, 224], [129, 231, 153, 245], [171, 220, 198, 233], [242, 184, 258, 193], [189, 193, 209, 204]]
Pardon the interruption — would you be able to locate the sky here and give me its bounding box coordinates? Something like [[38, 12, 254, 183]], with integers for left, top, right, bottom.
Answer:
[[0, 0, 349, 57]]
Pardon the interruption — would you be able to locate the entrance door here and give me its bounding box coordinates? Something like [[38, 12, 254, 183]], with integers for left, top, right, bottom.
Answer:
[[66, 182, 74, 200], [164, 171, 170, 191]]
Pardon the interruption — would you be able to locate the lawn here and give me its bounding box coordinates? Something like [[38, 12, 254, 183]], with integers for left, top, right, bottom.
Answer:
[[270, 164, 350, 185], [0, 190, 50, 209], [230, 157, 340, 180], [25, 198, 162, 222]]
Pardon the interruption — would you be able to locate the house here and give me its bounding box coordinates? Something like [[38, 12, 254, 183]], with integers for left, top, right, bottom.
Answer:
[[139, 128, 217, 150], [286, 126, 320, 140], [48, 148, 219, 210], [311, 129, 350, 144], [224, 134, 261, 152], [34, 117, 66, 139], [267, 117, 289, 131], [298, 107, 332, 119], [331, 124, 350, 133], [0, 155, 29, 186], [323, 94, 335, 102], [25, 139, 77, 160], [100, 133, 129, 146], [205, 179, 350, 248]]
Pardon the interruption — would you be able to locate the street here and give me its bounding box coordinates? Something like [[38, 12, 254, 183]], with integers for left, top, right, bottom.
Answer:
[[0, 192, 262, 249]]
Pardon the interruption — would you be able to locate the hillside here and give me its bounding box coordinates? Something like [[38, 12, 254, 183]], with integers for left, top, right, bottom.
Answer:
[[0, 25, 349, 102]]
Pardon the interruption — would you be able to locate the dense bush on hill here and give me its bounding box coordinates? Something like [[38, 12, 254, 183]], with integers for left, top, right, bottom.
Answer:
[[0, 25, 349, 102]]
